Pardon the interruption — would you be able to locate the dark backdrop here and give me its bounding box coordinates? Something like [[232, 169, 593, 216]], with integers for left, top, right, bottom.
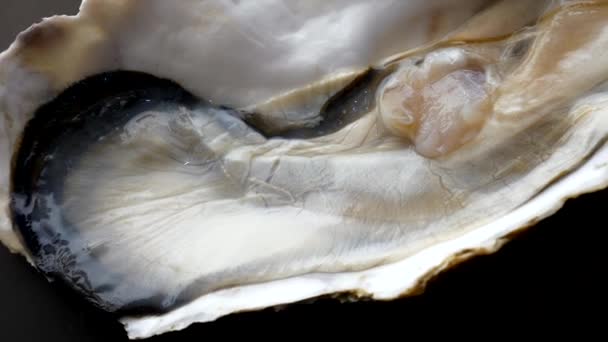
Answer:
[[1, 1, 606, 340]]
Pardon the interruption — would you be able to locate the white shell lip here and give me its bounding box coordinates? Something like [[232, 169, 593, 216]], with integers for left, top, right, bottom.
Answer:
[[1, 0, 608, 339]]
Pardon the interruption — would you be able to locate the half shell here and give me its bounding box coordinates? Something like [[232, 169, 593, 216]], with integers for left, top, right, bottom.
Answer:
[[1, 0, 607, 338]]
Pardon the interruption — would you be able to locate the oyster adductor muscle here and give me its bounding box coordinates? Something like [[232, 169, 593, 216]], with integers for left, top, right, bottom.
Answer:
[[2, 0, 608, 339]]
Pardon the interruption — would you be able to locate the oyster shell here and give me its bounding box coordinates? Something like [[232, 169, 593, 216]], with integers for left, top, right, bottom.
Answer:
[[1, 0, 608, 339]]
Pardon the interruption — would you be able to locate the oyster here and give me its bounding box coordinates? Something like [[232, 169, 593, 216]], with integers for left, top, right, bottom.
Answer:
[[1, 0, 608, 338]]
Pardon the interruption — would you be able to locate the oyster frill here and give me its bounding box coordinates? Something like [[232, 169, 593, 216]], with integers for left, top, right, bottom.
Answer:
[[1, 0, 608, 339]]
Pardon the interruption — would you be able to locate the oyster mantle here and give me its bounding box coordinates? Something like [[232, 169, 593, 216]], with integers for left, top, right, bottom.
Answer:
[[1, 0, 607, 339]]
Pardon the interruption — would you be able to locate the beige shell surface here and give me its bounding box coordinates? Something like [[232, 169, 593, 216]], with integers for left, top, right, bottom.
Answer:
[[1, 0, 608, 339]]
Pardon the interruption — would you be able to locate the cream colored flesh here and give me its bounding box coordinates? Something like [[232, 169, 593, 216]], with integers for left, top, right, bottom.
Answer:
[[1, 0, 607, 339]]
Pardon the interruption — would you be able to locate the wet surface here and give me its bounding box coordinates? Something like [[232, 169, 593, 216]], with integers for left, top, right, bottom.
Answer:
[[271, 68, 391, 139], [1, 1, 606, 340], [11, 70, 203, 314], [1, 189, 606, 340]]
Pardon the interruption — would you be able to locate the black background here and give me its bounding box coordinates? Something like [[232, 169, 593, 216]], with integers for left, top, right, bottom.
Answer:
[[1, 1, 606, 340]]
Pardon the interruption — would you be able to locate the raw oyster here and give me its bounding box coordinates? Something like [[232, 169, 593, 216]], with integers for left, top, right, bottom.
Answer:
[[1, 0, 608, 339]]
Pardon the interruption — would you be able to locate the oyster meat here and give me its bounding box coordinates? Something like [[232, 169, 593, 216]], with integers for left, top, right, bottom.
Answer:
[[1, 0, 608, 338]]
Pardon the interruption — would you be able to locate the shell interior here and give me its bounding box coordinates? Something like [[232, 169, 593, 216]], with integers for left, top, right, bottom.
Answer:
[[1, 0, 608, 339]]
